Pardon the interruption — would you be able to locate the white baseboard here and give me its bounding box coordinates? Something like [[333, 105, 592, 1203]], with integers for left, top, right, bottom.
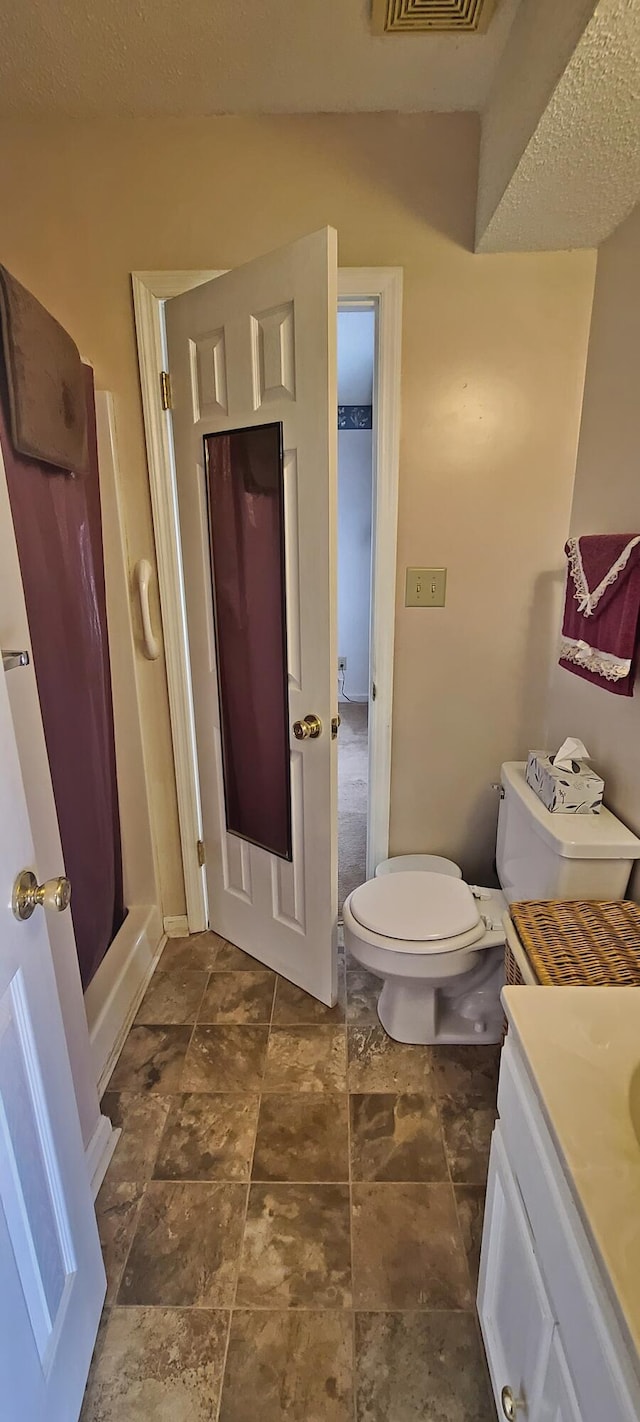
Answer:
[[85, 1113, 121, 1199], [164, 914, 189, 938], [84, 903, 165, 1095], [338, 694, 369, 705]]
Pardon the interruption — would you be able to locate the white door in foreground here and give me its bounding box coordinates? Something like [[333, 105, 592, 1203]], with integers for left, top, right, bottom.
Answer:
[[166, 228, 339, 1005], [0, 661, 105, 1422]]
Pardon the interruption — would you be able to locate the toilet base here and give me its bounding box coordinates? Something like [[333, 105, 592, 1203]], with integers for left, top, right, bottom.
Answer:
[[376, 947, 505, 1046]]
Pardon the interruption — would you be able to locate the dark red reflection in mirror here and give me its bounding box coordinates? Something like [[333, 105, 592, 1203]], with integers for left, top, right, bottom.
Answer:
[[204, 422, 292, 861]]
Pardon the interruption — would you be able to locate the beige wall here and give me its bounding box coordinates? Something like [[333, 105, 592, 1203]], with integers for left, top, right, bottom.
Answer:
[[0, 114, 596, 904], [546, 202, 640, 898]]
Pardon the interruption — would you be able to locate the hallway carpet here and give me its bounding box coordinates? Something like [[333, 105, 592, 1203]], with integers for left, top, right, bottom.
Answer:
[[81, 933, 497, 1421], [338, 701, 368, 911]]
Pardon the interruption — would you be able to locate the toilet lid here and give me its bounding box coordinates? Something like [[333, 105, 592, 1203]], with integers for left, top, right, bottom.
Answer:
[[349, 871, 481, 942]]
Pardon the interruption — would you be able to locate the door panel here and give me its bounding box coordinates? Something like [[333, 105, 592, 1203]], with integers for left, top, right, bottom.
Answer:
[[0, 663, 105, 1421], [478, 1127, 555, 1420], [166, 229, 338, 1004], [539, 1333, 582, 1422], [0, 975, 72, 1361]]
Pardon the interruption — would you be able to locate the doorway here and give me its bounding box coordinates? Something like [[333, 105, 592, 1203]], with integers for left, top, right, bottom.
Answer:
[[337, 306, 375, 911]]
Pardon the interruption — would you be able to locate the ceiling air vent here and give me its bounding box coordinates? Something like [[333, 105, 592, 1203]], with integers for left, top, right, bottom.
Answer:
[[371, 0, 498, 33]]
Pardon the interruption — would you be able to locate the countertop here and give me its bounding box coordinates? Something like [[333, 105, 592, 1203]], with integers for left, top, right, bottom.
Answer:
[[503, 985, 640, 1364]]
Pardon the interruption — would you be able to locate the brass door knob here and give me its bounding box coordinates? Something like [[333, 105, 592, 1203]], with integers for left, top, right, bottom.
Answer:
[[293, 714, 322, 740], [501, 1386, 525, 1420], [12, 869, 72, 921]]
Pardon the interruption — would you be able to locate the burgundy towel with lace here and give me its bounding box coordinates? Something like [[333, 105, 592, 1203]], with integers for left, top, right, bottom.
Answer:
[[559, 534, 640, 696]]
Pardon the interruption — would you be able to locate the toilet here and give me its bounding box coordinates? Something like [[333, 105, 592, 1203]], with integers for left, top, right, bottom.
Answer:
[[344, 760, 640, 1046]]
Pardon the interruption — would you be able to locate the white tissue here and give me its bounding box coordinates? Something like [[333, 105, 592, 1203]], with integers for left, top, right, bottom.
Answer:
[[552, 737, 590, 771]]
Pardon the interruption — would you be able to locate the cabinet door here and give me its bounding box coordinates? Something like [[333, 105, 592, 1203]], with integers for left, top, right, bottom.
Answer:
[[538, 1333, 582, 1422], [478, 1127, 555, 1419]]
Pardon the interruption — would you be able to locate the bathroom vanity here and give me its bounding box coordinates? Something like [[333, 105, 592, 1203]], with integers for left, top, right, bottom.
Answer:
[[478, 987, 640, 1422]]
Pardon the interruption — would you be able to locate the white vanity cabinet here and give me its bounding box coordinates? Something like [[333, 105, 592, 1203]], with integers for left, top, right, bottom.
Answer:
[[478, 1034, 640, 1422]]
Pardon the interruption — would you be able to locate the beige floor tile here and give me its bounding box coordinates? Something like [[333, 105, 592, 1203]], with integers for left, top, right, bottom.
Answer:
[[236, 1183, 352, 1308], [95, 1179, 145, 1305], [264, 1026, 347, 1093], [181, 1025, 269, 1092], [118, 1181, 246, 1307], [252, 1094, 349, 1182], [351, 1182, 472, 1310], [214, 941, 274, 972], [455, 1183, 486, 1289], [135, 967, 208, 1024], [159, 931, 226, 972], [432, 1044, 499, 1184], [272, 974, 345, 1025], [345, 968, 380, 1025], [354, 1311, 494, 1422], [153, 1093, 259, 1181], [100, 1091, 171, 1181], [431, 1043, 501, 1104], [347, 1026, 433, 1093], [220, 1310, 354, 1422], [107, 1025, 192, 1094], [439, 1098, 497, 1184], [198, 970, 276, 1024], [350, 1093, 447, 1182], [80, 1307, 229, 1422]]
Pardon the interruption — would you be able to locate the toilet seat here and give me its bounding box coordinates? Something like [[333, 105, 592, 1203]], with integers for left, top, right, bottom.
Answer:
[[348, 871, 485, 955], [375, 854, 462, 879]]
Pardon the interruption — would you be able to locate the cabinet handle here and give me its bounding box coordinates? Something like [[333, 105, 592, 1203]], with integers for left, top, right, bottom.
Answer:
[[501, 1386, 525, 1419]]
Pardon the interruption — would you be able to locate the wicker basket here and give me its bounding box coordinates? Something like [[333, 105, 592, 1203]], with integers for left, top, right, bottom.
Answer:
[[506, 899, 640, 987], [504, 938, 526, 987]]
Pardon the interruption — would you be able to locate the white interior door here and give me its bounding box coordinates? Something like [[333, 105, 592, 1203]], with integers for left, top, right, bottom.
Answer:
[[539, 1333, 582, 1422], [0, 663, 105, 1421], [166, 228, 338, 1004]]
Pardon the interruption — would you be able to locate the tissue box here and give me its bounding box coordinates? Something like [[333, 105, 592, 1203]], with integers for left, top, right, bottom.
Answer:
[[525, 751, 604, 814]]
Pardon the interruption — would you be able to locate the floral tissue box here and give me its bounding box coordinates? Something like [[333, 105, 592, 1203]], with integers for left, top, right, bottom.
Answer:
[[525, 751, 604, 814]]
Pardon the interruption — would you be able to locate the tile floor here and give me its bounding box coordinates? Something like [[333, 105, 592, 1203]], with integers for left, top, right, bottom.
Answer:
[[81, 932, 499, 1421]]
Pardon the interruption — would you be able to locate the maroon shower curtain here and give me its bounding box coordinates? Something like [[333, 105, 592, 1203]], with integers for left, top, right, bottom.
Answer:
[[1, 364, 124, 989]]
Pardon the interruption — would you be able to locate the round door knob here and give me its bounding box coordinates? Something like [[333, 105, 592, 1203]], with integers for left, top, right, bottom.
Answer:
[[12, 869, 72, 921], [501, 1386, 525, 1420], [293, 714, 322, 740]]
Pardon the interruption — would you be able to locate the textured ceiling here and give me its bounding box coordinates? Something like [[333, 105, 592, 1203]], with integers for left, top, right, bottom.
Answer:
[[0, 0, 520, 117], [477, 0, 640, 251]]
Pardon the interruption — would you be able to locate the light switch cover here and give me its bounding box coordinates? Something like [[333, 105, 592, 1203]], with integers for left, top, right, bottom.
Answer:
[[405, 567, 447, 607]]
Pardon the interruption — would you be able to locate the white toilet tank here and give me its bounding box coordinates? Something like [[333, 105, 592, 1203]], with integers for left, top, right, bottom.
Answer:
[[496, 762, 640, 903]]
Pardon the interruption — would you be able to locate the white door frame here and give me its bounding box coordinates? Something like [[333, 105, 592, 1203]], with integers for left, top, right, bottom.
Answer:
[[132, 264, 402, 930]]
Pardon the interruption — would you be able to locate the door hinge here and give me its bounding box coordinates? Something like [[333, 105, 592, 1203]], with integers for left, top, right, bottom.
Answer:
[[371, 681, 377, 701], [159, 370, 172, 411], [197, 839, 206, 867]]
